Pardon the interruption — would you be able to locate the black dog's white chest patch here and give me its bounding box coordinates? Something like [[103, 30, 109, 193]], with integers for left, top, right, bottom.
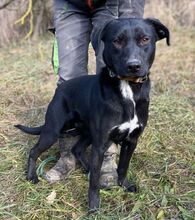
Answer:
[[119, 80, 140, 132], [110, 81, 141, 141]]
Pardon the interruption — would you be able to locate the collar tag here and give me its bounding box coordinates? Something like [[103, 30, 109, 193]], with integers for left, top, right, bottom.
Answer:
[[137, 75, 148, 83], [109, 70, 115, 78]]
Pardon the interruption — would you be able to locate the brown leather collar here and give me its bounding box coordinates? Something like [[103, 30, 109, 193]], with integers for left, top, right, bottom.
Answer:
[[118, 74, 149, 83], [109, 70, 149, 84]]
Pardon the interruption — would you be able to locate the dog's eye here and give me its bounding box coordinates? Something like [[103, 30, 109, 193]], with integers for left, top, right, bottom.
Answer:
[[139, 36, 150, 46], [113, 35, 127, 48]]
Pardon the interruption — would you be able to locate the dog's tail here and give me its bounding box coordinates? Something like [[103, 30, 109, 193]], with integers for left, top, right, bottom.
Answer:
[[14, 124, 43, 135]]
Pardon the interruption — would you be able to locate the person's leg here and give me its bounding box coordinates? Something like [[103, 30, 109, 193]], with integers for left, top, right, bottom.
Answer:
[[91, 0, 119, 188], [118, 0, 145, 18], [45, 1, 92, 182], [91, 0, 119, 74], [54, 0, 92, 82]]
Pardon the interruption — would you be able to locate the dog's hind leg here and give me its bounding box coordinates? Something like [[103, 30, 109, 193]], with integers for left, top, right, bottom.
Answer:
[[71, 135, 91, 173], [27, 132, 59, 183], [27, 97, 77, 183], [27, 118, 73, 183]]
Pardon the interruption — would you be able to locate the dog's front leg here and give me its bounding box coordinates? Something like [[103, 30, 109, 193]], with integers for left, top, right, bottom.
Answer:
[[88, 145, 105, 211], [117, 139, 138, 192]]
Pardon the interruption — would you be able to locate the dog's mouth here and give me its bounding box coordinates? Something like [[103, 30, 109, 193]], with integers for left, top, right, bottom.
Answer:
[[118, 74, 149, 83], [109, 70, 149, 83]]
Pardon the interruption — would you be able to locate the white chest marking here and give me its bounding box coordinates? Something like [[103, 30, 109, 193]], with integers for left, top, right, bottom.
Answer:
[[119, 114, 139, 133], [118, 81, 140, 134], [120, 80, 135, 104]]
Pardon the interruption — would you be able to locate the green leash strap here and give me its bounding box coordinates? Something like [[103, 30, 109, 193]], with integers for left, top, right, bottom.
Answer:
[[52, 37, 59, 75], [36, 156, 58, 177]]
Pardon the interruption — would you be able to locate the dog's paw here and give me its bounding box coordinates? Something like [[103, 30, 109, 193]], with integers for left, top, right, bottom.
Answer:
[[88, 191, 100, 213], [88, 199, 100, 213], [27, 174, 39, 184], [109, 126, 129, 143], [125, 183, 137, 192], [119, 178, 137, 193]]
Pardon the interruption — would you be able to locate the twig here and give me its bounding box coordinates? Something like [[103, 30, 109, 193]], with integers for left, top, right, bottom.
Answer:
[[15, 0, 32, 25], [15, 0, 34, 40]]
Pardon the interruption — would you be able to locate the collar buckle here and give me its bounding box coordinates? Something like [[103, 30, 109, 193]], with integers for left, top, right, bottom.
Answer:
[[137, 75, 148, 83]]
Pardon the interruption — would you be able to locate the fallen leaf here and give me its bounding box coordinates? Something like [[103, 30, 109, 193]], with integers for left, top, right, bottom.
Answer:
[[156, 209, 165, 220], [46, 190, 56, 204]]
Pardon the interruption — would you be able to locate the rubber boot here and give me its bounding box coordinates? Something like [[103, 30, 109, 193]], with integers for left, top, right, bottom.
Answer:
[[44, 135, 78, 183], [99, 143, 118, 189]]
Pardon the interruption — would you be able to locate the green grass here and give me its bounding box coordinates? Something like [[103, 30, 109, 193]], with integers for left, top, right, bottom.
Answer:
[[0, 28, 194, 219]]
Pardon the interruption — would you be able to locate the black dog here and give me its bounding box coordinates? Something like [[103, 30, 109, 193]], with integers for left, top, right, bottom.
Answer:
[[15, 18, 170, 210]]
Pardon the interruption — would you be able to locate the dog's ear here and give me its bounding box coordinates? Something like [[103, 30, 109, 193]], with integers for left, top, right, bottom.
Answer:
[[92, 19, 117, 55], [145, 18, 170, 46]]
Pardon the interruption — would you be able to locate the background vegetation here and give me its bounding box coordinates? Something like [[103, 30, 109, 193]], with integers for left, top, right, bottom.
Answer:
[[0, 0, 195, 46], [0, 0, 194, 219]]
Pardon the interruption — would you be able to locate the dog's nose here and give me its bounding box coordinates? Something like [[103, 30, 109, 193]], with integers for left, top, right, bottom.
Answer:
[[126, 59, 141, 72]]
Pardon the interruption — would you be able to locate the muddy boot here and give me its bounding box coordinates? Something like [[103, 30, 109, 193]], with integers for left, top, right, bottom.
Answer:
[[44, 135, 79, 183], [99, 144, 118, 189]]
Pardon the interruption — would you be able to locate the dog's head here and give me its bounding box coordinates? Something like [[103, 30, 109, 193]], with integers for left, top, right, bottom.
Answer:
[[98, 18, 170, 79]]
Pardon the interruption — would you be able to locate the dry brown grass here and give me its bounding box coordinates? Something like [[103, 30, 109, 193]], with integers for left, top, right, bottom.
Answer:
[[145, 0, 195, 28]]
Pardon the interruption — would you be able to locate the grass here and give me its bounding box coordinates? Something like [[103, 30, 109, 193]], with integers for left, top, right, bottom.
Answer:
[[0, 26, 195, 219]]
